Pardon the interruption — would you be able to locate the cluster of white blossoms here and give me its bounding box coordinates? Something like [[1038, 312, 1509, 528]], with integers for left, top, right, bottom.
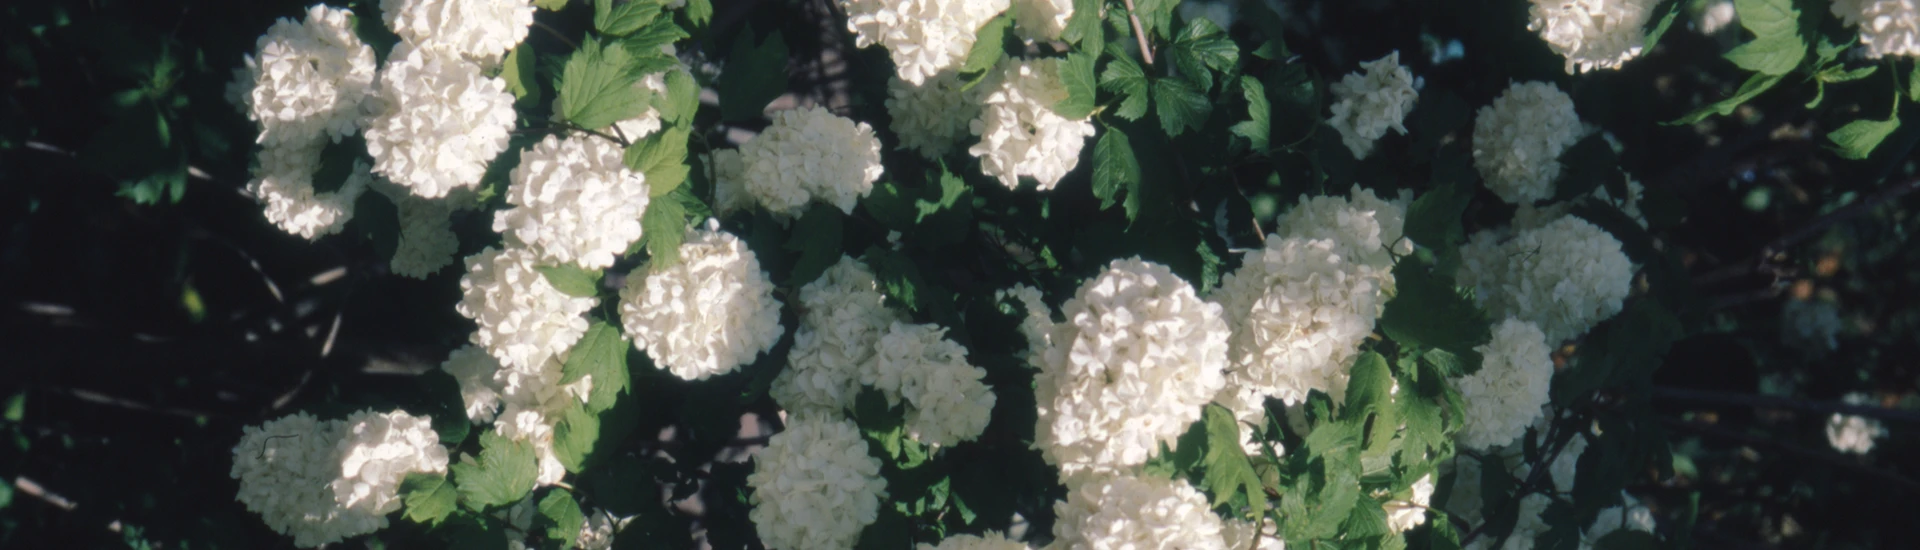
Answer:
[[839, 0, 1011, 85], [771, 256, 904, 413], [1271, 186, 1411, 280], [1010, 0, 1074, 41], [1527, 0, 1656, 73], [1473, 82, 1586, 206], [1831, 0, 1920, 58], [1050, 474, 1229, 549], [1327, 51, 1420, 159], [747, 413, 889, 550], [1034, 258, 1229, 481], [888, 71, 985, 159], [869, 321, 997, 446], [251, 147, 372, 240], [380, 0, 534, 65], [1212, 237, 1383, 413], [1382, 474, 1436, 533], [1826, 392, 1886, 454], [619, 222, 783, 381], [232, 410, 447, 548], [363, 41, 519, 199], [574, 508, 635, 550], [246, 4, 377, 146], [734, 106, 884, 217], [969, 58, 1097, 191], [443, 344, 507, 423], [1455, 319, 1555, 450], [380, 184, 469, 278], [920, 532, 1031, 550], [1456, 216, 1634, 344], [494, 135, 651, 269], [456, 246, 597, 371]]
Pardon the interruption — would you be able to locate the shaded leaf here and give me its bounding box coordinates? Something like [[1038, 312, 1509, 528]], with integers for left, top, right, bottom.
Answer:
[[1055, 50, 1099, 119], [717, 26, 787, 122], [399, 473, 458, 527], [1827, 111, 1900, 160], [536, 264, 603, 298], [537, 489, 587, 548], [1092, 127, 1143, 218], [1231, 76, 1270, 151], [502, 43, 540, 104], [1153, 77, 1211, 136], [452, 432, 539, 510], [1100, 45, 1151, 120], [784, 204, 843, 287], [1201, 405, 1270, 515], [560, 322, 630, 413], [640, 188, 690, 268], [552, 402, 601, 472], [1666, 73, 1783, 125]]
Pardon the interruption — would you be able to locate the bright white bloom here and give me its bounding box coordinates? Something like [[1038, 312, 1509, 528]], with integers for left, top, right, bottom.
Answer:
[[1473, 82, 1585, 206], [383, 186, 467, 279], [249, 142, 369, 240], [1221, 519, 1286, 550], [620, 222, 783, 380], [772, 256, 905, 413], [737, 106, 884, 217], [1327, 52, 1420, 159], [1455, 217, 1633, 343], [1781, 296, 1844, 354], [1035, 258, 1229, 481], [232, 413, 363, 547], [1513, 179, 1646, 231], [1272, 185, 1412, 277], [887, 71, 985, 159], [456, 247, 597, 371], [1581, 494, 1656, 548], [245, 4, 377, 145], [1697, 1, 1738, 35], [1212, 238, 1383, 408], [870, 321, 997, 446], [1832, 1, 1920, 58], [1383, 474, 1435, 533], [747, 413, 889, 550], [363, 42, 517, 199], [969, 58, 1096, 191], [1050, 474, 1229, 549], [380, 0, 533, 65], [1456, 319, 1554, 450], [839, 0, 1011, 85], [330, 410, 449, 519], [1826, 392, 1886, 454], [575, 508, 634, 550], [1529, 0, 1657, 73], [494, 135, 650, 269], [1011, 0, 1074, 41], [443, 344, 506, 423]]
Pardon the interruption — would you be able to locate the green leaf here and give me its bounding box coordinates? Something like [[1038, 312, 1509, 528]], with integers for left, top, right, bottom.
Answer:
[[595, 0, 663, 37], [625, 126, 691, 197], [560, 39, 648, 130], [1262, 64, 1319, 148], [535, 0, 569, 9], [537, 489, 587, 548], [1911, 63, 1920, 102], [1592, 528, 1659, 550], [1231, 76, 1271, 151], [1665, 73, 1784, 125], [620, 18, 691, 61], [784, 204, 843, 287], [1130, 0, 1175, 40], [659, 69, 700, 125], [1640, 0, 1682, 52], [1201, 405, 1270, 516], [452, 432, 539, 510], [1055, 50, 1099, 119], [446, 513, 513, 550], [560, 322, 630, 412], [1723, 34, 1804, 76], [1815, 64, 1877, 83], [1306, 467, 1361, 540], [1167, 18, 1238, 92], [1553, 133, 1624, 203], [1061, 0, 1105, 52], [1153, 77, 1211, 136], [1092, 127, 1143, 218], [1100, 45, 1151, 121], [959, 14, 1011, 77], [552, 402, 601, 472], [640, 189, 689, 268], [311, 135, 367, 194], [1380, 255, 1491, 370], [536, 264, 603, 297], [1734, 0, 1798, 38], [1827, 110, 1900, 160], [502, 43, 540, 104], [717, 26, 787, 122], [684, 0, 713, 28], [399, 473, 459, 527], [1403, 182, 1471, 253]]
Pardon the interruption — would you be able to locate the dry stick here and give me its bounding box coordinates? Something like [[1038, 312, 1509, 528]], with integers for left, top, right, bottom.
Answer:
[[1661, 417, 1920, 495], [1122, 0, 1155, 66], [1652, 386, 1920, 424]]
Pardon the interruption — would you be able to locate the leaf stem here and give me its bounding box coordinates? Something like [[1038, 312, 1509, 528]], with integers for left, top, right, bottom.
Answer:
[[533, 20, 580, 50], [1122, 0, 1155, 66]]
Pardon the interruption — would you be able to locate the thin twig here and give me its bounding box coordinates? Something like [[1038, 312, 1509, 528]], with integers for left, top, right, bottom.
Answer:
[[533, 20, 579, 50], [1662, 417, 1920, 495], [1653, 387, 1920, 424], [1122, 0, 1155, 66]]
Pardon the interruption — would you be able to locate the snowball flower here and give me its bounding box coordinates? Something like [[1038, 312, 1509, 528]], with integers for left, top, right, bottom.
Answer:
[[1826, 392, 1886, 454], [1035, 258, 1229, 481], [1327, 51, 1420, 159], [456, 247, 597, 371], [839, 0, 1011, 85], [1383, 474, 1435, 533], [380, 0, 534, 65], [245, 4, 377, 145], [1832, 1, 1920, 58], [494, 134, 650, 269], [1050, 474, 1229, 549], [920, 532, 1031, 550], [249, 142, 369, 240], [869, 321, 998, 446], [443, 345, 506, 423], [330, 410, 449, 518], [748, 413, 889, 550], [1455, 319, 1554, 450], [887, 71, 985, 159], [1456, 217, 1633, 343], [363, 42, 517, 199], [620, 222, 783, 380], [736, 106, 884, 217], [771, 256, 904, 413], [232, 413, 363, 547], [1529, 0, 1657, 73], [969, 58, 1096, 191], [1473, 82, 1585, 206], [1011, 0, 1074, 42], [1212, 238, 1383, 409], [1271, 185, 1411, 277]]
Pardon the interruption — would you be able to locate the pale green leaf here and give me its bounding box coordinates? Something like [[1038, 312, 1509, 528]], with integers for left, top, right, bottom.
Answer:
[[452, 432, 539, 510], [399, 473, 458, 527], [535, 265, 602, 297], [659, 69, 700, 125], [1666, 73, 1784, 125], [561, 322, 630, 412], [552, 402, 601, 472], [1054, 50, 1098, 119], [1131, 0, 1174, 40], [1202, 405, 1270, 516], [1061, 0, 1105, 52], [960, 14, 1011, 77], [619, 18, 690, 59], [1723, 34, 1804, 75], [1816, 64, 1878, 83], [684, 0, 714, 28], [538, 489, 587, 548], [1734, 0, 1798, 38], [594, 0, 663, 37], [559, 39, 648, 130], [534, 0, 569, 10], [1827, 114, 1900, 160], [501, 44, 539, 104], [640, 190, 689, 268], [625, 126, 691, 197]]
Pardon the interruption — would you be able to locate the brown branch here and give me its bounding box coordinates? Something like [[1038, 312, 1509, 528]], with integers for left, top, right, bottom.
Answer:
[[1662, 417, 1920, 495], [1122, 0, 1155, 66]]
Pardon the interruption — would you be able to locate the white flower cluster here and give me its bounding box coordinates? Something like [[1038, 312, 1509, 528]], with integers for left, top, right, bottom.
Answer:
[[1035, 258, 1228, 481], [1456, 217, 1633, 343], [1528, 0, 1656, 73], [1455, 319, 1554, 450], [839, 0, 1011, 85], [920, 532, 1032, 550], [1383, 474, 1436, 533], [363, 41, 518, 199], [380, 0, 534, 65], [443, 344, 507, 423], [232, 410, 446, 548], [456, 247, 597, 371], [251, 146, 371, 240], [747, 413, 889, 550], [380, 184, 469, 278], [1050, 474, 1229, 549], [1826, 392, 1886, 454], [1473, 82, 1586, 206], [1271, 185, 1411, 280], [1221, 518, 1286, 550], [772, 256, 904, 413], [1212, 237, 1383, 413], [575, 508, 635, 550], [1832, 0, 1920, 58], [888, 71, 985, 159], [446, 308, 595, 489], [494, 135, 651, 269], [735, 106, 885, 217], [869, 321, 997, 446], [1011, 0, 1074, 42], [619, 222, 783, 381], [1327, 51, 1420, 159], [246, 4, 377, 146], [969, 58, 1096, 191]]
